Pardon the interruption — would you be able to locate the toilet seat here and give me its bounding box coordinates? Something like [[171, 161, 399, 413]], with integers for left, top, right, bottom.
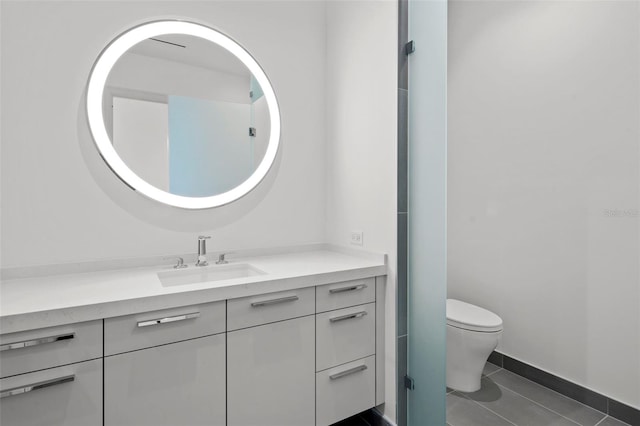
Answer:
[[447, 299, 503, 332]]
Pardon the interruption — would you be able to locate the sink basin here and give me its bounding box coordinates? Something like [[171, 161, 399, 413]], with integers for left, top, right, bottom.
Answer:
[[158, 263, 266, 287]]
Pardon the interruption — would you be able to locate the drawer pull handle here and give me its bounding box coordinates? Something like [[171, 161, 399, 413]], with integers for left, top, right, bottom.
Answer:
[[251, 295, 299, 307], [137, 312, 200, 327], [329, 284, 367, 294], [0, 333, 75, 352], [330, 311, 367, 322], [0, 375, 75, 399], [329, 365, 368, 380]]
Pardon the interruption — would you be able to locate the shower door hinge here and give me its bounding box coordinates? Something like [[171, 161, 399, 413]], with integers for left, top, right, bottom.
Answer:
[[404, 375, 415, 390], [405, 40, 415, 55], [249, 127, 256, 137]]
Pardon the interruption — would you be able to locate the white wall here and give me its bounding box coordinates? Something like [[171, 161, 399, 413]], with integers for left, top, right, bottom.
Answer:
[[325, 1, 398, 420], [1, 1, 327, 267], [448, 0, 640, 408]]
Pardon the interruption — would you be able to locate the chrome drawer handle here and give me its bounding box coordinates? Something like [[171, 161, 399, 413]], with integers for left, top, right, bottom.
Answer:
[[137, 312, 200, 327], [329, 284, 367, 294], [330, 311, 367, 322], [251, 295, 299, 307], [0, 375, 75, 399], [0, 333, 75, 352], [329, 365, 367, 380]]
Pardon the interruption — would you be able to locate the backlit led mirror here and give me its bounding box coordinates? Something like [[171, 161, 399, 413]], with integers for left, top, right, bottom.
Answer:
[[86, 21, 281, 209]]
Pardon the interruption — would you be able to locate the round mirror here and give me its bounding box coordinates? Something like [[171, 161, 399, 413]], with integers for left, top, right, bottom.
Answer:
[[87, 21, 281, 209]]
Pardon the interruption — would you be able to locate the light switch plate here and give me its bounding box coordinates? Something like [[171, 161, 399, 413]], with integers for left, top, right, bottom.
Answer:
[[350, 231, 364, 246]]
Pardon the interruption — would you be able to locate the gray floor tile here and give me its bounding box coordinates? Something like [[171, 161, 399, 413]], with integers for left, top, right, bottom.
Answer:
[[490, 369, 606, 426], [462, 377, 581, 426], [596, 416, 632, 426], [447, 392, 515, 426], [483, 362, 501, 377]]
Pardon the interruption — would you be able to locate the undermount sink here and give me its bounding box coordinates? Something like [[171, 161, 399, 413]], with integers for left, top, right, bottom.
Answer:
[[158, 263, 266, 287]]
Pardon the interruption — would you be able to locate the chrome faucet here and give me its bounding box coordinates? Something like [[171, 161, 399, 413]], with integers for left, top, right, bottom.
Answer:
[[196, 236, 211, 267]]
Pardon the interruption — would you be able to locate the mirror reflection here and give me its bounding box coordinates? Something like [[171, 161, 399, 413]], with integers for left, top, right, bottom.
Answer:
[[102, 34, 270, 197]]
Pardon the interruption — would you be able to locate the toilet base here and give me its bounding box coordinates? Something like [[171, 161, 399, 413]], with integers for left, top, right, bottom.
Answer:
[[447, 370, 483, 393], [446, 325, 501, 393]]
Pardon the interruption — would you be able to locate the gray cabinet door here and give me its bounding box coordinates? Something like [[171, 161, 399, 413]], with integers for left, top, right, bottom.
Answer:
[[104, 334, 225, 426], [0, 358, 102, 426], [228, 315, 315, 426]]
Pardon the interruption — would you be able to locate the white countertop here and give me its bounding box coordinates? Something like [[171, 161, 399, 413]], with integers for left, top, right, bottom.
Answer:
[[0, 246, 387, 334]]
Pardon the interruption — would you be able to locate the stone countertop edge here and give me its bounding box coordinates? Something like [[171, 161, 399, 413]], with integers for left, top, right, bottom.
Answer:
[[0, 246, 387, 334]]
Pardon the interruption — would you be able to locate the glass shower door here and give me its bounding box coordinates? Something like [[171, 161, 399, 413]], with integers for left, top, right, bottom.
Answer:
[[407, 0, 448, 424]]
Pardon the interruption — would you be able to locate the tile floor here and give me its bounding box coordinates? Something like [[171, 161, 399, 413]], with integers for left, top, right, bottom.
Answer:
[[447, 363, 631, 426], [332, 363, 632, 426]]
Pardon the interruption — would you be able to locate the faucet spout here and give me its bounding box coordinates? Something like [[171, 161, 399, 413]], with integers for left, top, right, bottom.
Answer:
[[196, 235, 211, 267]]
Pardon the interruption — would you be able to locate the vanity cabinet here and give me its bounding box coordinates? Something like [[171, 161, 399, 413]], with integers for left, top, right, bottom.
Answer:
[[0, 320, 103, 379], [317, 355, 376, 426], [1, 275, 384, 426], [0, 358, 103, 426], [315, 277, 377, 426], [316, 277, 375, 312], [0, 321, 103, 426], [105, 334, 226, 426], [103, 302, 226, 426], [316, 302, 376, 371], [227, 288, 316, 426], [227, 287, 315, 331], [228, 316, 315, 426], [103, 301, 226, 356]]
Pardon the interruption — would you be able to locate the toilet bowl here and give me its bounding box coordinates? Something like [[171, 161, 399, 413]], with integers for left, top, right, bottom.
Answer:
[[446, 299, 503, 392]]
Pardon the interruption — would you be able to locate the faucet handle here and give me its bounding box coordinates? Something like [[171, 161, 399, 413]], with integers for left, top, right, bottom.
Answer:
[[198, 235, 211, 240], [163, 256, 187, 269], [215, 252, 237, 265]]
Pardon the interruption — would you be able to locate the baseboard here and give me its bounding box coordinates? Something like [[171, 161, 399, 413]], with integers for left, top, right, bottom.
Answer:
[[488, 351, 640, 426]]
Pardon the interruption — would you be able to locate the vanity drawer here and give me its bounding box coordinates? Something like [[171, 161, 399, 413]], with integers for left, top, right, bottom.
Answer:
[[316, 303, 375, 371], [316, 277, 375, 313], [104, 301, 225, 356], [0, 358, 102, 426], [316, 355, 375, 426], [0, 320, 102, 378], [227, 287, 315, 331]]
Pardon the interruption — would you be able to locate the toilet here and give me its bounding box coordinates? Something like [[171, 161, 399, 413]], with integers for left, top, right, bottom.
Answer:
[[446, 299, 503, 392]]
